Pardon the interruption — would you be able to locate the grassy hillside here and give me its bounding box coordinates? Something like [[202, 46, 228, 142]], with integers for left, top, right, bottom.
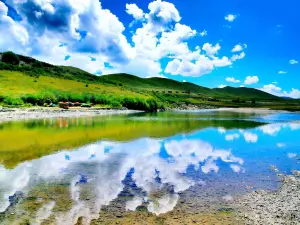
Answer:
[[99, 73, 211, 94], [212, 86, 280, 100], [0, 52, 299, 110]]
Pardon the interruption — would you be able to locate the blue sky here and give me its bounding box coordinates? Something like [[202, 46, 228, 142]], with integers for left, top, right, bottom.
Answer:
[[0, 0, 299, 98]]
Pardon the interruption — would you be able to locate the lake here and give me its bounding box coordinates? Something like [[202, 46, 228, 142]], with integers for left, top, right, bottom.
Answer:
[[0, 110, 300, 224]]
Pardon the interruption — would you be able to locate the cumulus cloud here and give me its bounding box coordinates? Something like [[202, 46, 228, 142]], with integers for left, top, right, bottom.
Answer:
[[243, 132, 258, 143], [0, 0, 246, 78], [126, 3, 144, 20], [260, 84, 300, 99], [260, 124, 282, 136], [0, 1, 8, 15], [225, 14, 237, 22], [289, 59, 298, 65], [231, 52, 245, 61], [225, 133, 240, 141], [226, 77, 240, 83], [200, 29, 207, 36], [1, 0, 134, 68], [0, 1, 29, 52], [218, 84, 227, 88], [232, 44, 246, 52], [244, 76, 259, 85], [202, 43, 220, 57]]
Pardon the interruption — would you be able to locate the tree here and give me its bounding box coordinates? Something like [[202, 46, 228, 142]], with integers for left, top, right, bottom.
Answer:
[[2, 51, 20, 65]]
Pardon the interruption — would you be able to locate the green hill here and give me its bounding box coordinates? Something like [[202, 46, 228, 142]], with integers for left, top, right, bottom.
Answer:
[[1, 51, 298, 111], [99, 73, 211, 94], [212, 86, 280, 100]]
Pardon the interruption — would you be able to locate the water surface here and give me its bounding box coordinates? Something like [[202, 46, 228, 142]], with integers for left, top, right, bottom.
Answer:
[[0, 110, 300, 224]]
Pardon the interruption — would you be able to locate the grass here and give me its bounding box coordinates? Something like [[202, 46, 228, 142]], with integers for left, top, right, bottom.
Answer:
[[0, 71, 161, 111]]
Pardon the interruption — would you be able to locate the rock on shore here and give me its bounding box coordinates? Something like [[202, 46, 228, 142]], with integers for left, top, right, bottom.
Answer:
[[236, 173, 300, 225]]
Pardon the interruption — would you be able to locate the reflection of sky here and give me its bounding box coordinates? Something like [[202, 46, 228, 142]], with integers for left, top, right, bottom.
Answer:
[[0, 122, 300, 224]]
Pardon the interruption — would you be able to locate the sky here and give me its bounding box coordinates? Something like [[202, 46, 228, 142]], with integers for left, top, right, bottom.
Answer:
[[0, 0, 299, 98]]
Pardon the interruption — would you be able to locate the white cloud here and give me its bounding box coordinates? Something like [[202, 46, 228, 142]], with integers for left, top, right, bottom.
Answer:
[[218, 84, 227, 88], [230, 164, 242, 173], [202, 43, 220, 57], [278, 71, 287, 74], [289, 59, 298, 65], [225, 133, 240, 141], [277, 143, 286, 148], [0, 0, 246, 78], [146, 0, 181, 33], [226, 77, 240, 83], [0, 2, 29, 52], [200, 29, 207, 36], [0, 1, 8, 15], [41, 3, 55, 14], [285, 89, 300, 99], [231, 52, 245, 61], [260, 84, 300, 99], [244, 76, 259, 85], [260, 124, 281, 136], [243, 132, 258, 143], [290, 123, 300, 130], [218, 127, 226, 134], [225, 14, 237, 22], [231, 44, 246, 52], [126, 4, 144, 20], [165, 57, 214, 77], [287, 153, 297, 158]]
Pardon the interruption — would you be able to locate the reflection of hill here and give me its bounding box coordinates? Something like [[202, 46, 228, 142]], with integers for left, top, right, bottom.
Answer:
[[0, 115, 264, 169]]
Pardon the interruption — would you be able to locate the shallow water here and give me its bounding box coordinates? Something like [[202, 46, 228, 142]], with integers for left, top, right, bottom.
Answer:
[[0, 110, 300, 224]]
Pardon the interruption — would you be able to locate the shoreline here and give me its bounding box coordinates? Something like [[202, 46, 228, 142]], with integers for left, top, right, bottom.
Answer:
[[0, 107, 143, 123], [0, 106, 297, 123]]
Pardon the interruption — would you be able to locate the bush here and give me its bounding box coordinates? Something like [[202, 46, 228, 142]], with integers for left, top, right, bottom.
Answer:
[[121, 98, 159, 111], [3, 97, 24, 106], [21, 94, 38, 105], [2, 51, 20, 65]]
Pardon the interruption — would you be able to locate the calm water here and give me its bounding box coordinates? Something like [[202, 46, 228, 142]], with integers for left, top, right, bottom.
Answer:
[[0, 110, 300, 224]]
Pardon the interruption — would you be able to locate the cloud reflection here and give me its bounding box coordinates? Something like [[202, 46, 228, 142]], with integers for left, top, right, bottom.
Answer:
[[0, 137, 244, 223]]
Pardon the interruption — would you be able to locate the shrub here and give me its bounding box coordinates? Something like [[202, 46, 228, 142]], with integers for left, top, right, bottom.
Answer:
[[21, 94, 39, 105], [2, 51, 20, 65], [121, 98, 159, 111], [3, 97, 24, 106]]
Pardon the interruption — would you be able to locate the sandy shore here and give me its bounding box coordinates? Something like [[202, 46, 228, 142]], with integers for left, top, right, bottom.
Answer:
[[0, 107, 142, 123]]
